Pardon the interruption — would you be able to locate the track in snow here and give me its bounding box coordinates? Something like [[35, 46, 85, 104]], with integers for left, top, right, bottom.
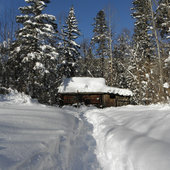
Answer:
[[56, 107, 101, 170], [0, 104, 101, 170]]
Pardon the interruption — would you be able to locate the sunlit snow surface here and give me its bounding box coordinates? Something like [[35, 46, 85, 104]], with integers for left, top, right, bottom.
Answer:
[[85, 104, 170, 170], [0, 92, 100, 170], [0, 91, 170, 170]]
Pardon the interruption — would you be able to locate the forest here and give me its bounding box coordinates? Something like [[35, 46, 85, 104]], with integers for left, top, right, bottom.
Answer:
[[0, 0, 169, 105]]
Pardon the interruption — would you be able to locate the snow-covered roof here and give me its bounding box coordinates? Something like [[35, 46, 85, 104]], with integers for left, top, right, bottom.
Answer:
[[58, 77, 133, 96]]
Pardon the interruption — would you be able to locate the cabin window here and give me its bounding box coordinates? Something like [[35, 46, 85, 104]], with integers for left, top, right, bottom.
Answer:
[[110, 94, 116, 99]]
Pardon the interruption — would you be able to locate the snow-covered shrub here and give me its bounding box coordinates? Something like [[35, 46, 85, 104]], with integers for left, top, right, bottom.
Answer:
[[0, 88, 38, 105]]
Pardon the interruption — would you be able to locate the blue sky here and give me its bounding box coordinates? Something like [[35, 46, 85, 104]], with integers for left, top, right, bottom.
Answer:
[[0, 0, 134, 39]]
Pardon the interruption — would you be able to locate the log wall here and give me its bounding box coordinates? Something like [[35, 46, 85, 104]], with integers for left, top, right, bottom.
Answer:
[[59, 93, 130, 107]]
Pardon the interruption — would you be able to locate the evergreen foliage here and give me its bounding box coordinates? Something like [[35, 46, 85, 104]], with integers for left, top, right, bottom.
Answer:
[[92, 10, 109, 77], [79, 40, 97, 77], [0, 45, 2, 86], [7, 0, 58, 104], [130, 0, 158, 104], [0, 1, 169, 105], [59, 6, 81, 78], [131, 0, 155, 59], [112, 30, 131, 88], [0, 41, 11, 87], [156, 0, 170, 39]]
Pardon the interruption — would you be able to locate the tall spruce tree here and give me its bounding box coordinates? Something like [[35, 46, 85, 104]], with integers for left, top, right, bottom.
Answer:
[[112, 30, 131, 88], [8, 0, 58, 104], [131, 0, 155, 59], [60, 6, 80, 78], [156, 0, 170, 100], [131, 0, 157, 104], [92, 10, 109, 78], [79, 39, 96, 77], [156, 0, 170, 39]]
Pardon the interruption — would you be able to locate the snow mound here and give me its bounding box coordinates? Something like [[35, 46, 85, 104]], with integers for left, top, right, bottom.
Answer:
[[85, 105, 170, 170], [58, 77, 133, 96], [0, 88, 38, 105]]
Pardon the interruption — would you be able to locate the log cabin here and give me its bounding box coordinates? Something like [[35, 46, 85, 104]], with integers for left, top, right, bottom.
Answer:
[[58, 77, 133, 108]]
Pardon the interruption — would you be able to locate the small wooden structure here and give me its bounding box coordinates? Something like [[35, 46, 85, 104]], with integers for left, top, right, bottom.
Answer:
[[58, 77, 132, 108]]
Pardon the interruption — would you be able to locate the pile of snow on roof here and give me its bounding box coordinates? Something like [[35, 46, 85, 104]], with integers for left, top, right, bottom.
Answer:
[[58, 77, 133, 96]]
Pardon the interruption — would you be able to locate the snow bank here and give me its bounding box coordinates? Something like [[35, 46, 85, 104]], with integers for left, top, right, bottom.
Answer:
[[85, 105, 170, 170], [0, 88, 38, 105], [58, 77, 133, 96], [0, 93, 100, 170]]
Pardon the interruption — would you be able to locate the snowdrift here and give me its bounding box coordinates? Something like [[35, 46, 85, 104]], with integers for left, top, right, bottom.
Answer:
[[0, 88, 38, 105], [0, 92, 100, 170], [85, 105, 170, 170]]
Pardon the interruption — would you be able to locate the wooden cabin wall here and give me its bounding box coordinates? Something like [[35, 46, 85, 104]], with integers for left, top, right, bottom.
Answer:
[[62, 95, 79, 105], [102, 94, 116, 107], [81, 94, 101, 106], [60, 93, 102, 107], [59, 93, 131, 107], [116, 96, 130, 106], [102, 94, 130, 107]]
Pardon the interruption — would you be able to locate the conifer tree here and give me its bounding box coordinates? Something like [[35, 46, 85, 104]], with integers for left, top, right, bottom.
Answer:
[[131, 0, 157, 104], [155, 0, 170, 100], [0, 45, 2, 86], [156, 0, 170, 39], [8, 0, 58, 103], [92, 10, 109, 78], [60, 6, 80, 78], [0, 40, 11, 88], [79, 39, 96, 77], [131, 0, 155, 59], [164, 55, 170, 98], [112, 30, 131, 88]]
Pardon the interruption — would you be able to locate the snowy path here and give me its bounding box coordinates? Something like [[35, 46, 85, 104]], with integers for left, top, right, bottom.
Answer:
[[0, 103, 100, 170]]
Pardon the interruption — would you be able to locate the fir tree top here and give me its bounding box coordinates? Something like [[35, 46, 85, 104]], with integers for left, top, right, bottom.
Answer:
[[92, 10, 109, 43], [64, 6, 80, 41], [19, 0, 50, 16]]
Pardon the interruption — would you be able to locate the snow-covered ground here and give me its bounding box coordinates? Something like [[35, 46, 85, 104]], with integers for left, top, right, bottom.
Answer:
[[85, 104, 170, 170], [0, 91, 100, 170], [0, 90, 170, 170]]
